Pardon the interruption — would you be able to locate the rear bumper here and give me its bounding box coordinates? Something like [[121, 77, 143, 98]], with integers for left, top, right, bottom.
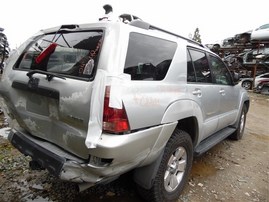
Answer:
[[8, 122, 176, 184], [8, 130, 101, 183], [9, 130, 65, 176]]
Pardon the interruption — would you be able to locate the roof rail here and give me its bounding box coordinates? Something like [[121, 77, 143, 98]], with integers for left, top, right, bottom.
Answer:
[[129, 20, 204, 48]]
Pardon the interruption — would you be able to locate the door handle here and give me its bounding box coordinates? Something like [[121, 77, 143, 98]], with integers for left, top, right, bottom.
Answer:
[[192, 89, 202, 97], [219, 89, 225, 95]]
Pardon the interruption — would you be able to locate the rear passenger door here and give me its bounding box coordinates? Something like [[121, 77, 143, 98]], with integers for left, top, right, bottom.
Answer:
[[187, 48, 220, 139]]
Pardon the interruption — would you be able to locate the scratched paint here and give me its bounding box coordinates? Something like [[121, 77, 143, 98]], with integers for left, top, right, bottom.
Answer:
[[15, 97, 27, 109], [23, 118, 38, 132], [48, 103, 59, 119]]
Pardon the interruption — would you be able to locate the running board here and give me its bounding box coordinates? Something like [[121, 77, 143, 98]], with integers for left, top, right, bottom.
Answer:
[[194, 127, 236, 156]]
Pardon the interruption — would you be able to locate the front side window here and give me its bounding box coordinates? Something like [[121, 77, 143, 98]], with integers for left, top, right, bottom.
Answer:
[[209, 55, 233, 85], [16, 31, 103, 79], [124, 32, 177, 80]]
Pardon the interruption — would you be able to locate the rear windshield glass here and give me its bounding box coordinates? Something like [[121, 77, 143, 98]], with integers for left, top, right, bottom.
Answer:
[[16, 31, 103, 79], [124, 32, 177, 80]]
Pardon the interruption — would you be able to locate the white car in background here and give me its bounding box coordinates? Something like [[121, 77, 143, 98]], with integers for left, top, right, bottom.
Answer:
[[251, 23, 269, 41], [240, 72, 269, 90], [254, 72, 269, 87]]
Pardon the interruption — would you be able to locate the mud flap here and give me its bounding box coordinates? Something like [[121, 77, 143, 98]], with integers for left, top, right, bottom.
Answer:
[[133, 149, 164, 190]]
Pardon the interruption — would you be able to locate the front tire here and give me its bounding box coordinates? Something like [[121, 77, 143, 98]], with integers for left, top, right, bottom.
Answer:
[[137, 129, 193, 202]]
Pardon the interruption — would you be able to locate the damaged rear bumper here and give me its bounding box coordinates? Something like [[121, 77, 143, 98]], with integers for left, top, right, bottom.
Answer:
[[8, 130, 109, 184], [8, 130, 65, 176], [7, 122, 176, 185]]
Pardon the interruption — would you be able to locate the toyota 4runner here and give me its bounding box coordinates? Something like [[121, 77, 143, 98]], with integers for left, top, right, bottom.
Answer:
[[0, 19, 249, 202]]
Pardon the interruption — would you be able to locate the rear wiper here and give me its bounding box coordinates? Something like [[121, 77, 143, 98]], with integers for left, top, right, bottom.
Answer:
[[26, 70, 66, 81]]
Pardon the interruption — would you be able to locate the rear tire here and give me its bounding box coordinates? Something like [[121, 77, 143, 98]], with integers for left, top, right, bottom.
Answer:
[[137, 129, 193, 202], [230, 105, 247, 140]]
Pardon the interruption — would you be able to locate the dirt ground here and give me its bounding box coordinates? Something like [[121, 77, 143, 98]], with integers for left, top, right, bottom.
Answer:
[[0, 91, 268, 202]]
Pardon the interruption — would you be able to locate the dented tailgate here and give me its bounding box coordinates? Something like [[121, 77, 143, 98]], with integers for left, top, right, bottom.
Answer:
[[0, 28, 104, 159]]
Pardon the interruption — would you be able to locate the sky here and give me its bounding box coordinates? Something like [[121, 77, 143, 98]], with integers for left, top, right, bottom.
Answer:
[[1, 0, 268, 50]]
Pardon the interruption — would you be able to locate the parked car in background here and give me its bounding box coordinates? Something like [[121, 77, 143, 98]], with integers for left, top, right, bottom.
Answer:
[[254, 72, 269, 88], [240, 77, 253, 90], [240, 72, 269, 90], [251, 23, 269, 41], [241, 46, 269, 66], [234, 31, 251, 45], [255, 81, 269, 95], [236, 46, 269, 85], [205, 37, 234, 53], [239, 72, 257, 91]]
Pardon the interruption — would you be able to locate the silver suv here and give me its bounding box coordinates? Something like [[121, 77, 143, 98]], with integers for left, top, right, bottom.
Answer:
[[0, 20, 249, 202]]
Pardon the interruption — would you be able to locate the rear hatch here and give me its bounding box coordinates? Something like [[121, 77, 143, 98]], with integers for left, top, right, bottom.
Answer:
[[0, 25, 103, 159]]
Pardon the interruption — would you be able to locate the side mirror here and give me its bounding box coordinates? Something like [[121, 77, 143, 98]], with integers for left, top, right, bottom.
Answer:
[[232, 72, 240, 84]]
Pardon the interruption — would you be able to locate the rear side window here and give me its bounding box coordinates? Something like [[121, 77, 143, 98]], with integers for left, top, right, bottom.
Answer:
[[16, 31, 103, 80], [188, 49, 212, 83], [124, 32, 177, 80]]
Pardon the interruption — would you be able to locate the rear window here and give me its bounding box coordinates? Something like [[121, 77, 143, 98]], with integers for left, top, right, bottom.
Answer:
[[124, 32, 177, 80], [16, 31, 103, 80]]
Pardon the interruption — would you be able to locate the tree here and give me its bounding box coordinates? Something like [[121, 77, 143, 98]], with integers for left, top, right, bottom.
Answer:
[[0, 27, 10, 73], [192, 28, 202, 43]]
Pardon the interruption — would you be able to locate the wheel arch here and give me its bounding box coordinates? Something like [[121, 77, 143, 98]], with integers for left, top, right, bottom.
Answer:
[[176, 117, 199, 147], [244, 99, 250, 113], [161, 99, 202, 147], [232, 95, 250, 129], [133, 100, 200, 190]]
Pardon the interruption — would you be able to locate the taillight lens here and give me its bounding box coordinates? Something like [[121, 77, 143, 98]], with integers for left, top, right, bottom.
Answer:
[[103, 86, 130, 133]]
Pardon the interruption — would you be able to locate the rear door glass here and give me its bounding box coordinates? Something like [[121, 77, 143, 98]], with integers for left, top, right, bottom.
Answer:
[[16, 31, 103, 80], [188, 49, 212, 83], [124, 32, 177, 80]]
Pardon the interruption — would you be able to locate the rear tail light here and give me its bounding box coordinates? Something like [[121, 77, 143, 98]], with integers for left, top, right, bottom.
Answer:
[[103, 86, 130, 133]]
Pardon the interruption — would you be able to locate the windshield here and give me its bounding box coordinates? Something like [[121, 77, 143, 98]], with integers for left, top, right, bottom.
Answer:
[[17, 31, 103, 80]]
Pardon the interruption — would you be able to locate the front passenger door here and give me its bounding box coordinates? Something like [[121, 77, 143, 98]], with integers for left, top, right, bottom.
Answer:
[[208, 55, 239, 130]]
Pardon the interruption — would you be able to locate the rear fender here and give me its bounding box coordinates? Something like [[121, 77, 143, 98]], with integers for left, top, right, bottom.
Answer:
[[133, 100, 202, 189], [162, 99, 204, 144]]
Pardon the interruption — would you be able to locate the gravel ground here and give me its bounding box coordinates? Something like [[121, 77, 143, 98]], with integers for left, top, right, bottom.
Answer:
[[0, 91, 268, 202]]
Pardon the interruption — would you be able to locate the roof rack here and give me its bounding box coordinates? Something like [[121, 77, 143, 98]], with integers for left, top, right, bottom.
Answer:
[[129, 20, 204, 48]]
